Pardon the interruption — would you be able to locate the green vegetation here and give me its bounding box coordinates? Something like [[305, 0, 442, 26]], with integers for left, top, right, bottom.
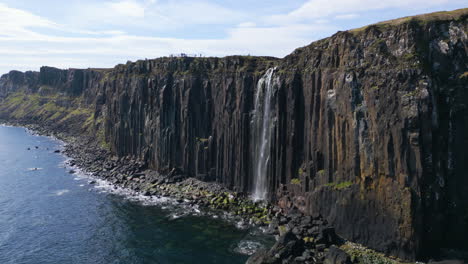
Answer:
[[82, 113, 95, 131], [290, 178, 301, 185], [61, 107, 93, 123], [341, 242, 416, 264], [0, 92, 90, 121], [0, 91, 108, 150], [402, 52, 417, 61], [1, 93, 42, 119], [196, 137, 209, 143], [298, 168, 304, 176], [349, 8, 467, 34], [278, 225, 287, 235], [95, 117, 109, 150], [370, 39, 386, 50], [38, 85, 55, 95], [460, 71, 468, 79], [317, 169, 326, 177], [325, 181, 353, 190], [0, 91, 97, 137], [403, 90, 418, 98]]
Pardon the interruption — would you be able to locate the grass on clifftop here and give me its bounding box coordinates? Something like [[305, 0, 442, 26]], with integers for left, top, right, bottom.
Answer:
[[350, 8, 468, 33]]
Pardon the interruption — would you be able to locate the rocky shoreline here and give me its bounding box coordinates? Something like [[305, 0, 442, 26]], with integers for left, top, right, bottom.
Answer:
[[2, 121, 347, 263], [2, 120, 436, 264], [5, 119, 462, 264], [62, 135, 347, 264]]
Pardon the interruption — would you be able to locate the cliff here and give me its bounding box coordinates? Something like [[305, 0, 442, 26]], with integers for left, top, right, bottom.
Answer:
[[1, 8, 467, 261]]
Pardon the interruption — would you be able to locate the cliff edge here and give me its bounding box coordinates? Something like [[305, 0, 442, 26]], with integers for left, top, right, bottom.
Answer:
[[1, 8, 467, 261]]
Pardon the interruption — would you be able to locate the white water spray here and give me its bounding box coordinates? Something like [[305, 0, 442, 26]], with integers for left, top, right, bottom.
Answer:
[[251, 68, 277, 201]]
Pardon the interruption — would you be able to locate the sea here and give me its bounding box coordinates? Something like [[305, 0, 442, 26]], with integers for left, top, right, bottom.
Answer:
[[0, 125, 273, 264]]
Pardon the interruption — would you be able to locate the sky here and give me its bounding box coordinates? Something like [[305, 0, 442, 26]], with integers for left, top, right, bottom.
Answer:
[[0, 0, 466, 74]]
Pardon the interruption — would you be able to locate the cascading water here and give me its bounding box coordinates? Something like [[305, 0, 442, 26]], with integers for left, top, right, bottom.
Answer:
[[251, 67, 277, 201]]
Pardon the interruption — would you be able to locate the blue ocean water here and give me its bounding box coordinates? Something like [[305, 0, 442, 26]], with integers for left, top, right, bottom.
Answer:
[[0, 125, 270, 264]]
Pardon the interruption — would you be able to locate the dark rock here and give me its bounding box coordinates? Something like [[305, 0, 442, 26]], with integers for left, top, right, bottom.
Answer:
[[316, 244, 327, 252], [246, 249, 271, 264], [279, 217, 288, 225], [308, 226, 320, 236], [324, 246, 352, 264], [301, 216, 312, 226], [316, 226, 340, 246], [292, 227, 302, 236], [247, 231, 305, 264]]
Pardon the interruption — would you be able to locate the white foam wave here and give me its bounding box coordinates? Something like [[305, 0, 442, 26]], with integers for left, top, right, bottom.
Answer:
[[60, 155, 254, 230], [63, 161, 179, 208], [54, 189, 70, 196], [169, 213, 186, 220], [233, 240, 264, 255], [236, 220, 249, 230], [27, 168, 43, 171]]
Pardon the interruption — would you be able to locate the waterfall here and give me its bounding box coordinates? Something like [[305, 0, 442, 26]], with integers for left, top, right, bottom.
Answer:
[[251, 68, 276, 201]]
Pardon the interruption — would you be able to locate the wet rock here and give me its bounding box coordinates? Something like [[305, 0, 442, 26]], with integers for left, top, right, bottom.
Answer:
[[247, 231, 305, 264], [316, 244, 327, 252], [246, 249, 271, 264]]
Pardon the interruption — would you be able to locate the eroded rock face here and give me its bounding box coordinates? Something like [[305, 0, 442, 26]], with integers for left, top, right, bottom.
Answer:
[[0, 10, 467, 261], [0, 70, 39, 99], [101, 56, 278, 191], [273, 19, 468, 260]]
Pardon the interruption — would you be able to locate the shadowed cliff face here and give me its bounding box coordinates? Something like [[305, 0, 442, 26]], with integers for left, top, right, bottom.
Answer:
[[0, 10, 467, 261], [100, 56, 278, 192], [272, 17, 467, 259]]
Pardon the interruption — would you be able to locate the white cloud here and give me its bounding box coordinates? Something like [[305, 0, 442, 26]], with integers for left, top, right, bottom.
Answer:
[[0, 3, 129, 39], [0, 3, 57, 29], [266, 0, 456, 24], [0, 1, 315, 74], [0, 0, 465, 75], [69, 1, 146, 26], [335, 13, 359, 20], [0, 22, 332, 57], [0, 3, 59, 39], [66, 0, 245, 30], [151, 1, 245, 25], [0, 20, 335, 74], [238, 22, 257, 28], [107, 0, 145, 18]]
